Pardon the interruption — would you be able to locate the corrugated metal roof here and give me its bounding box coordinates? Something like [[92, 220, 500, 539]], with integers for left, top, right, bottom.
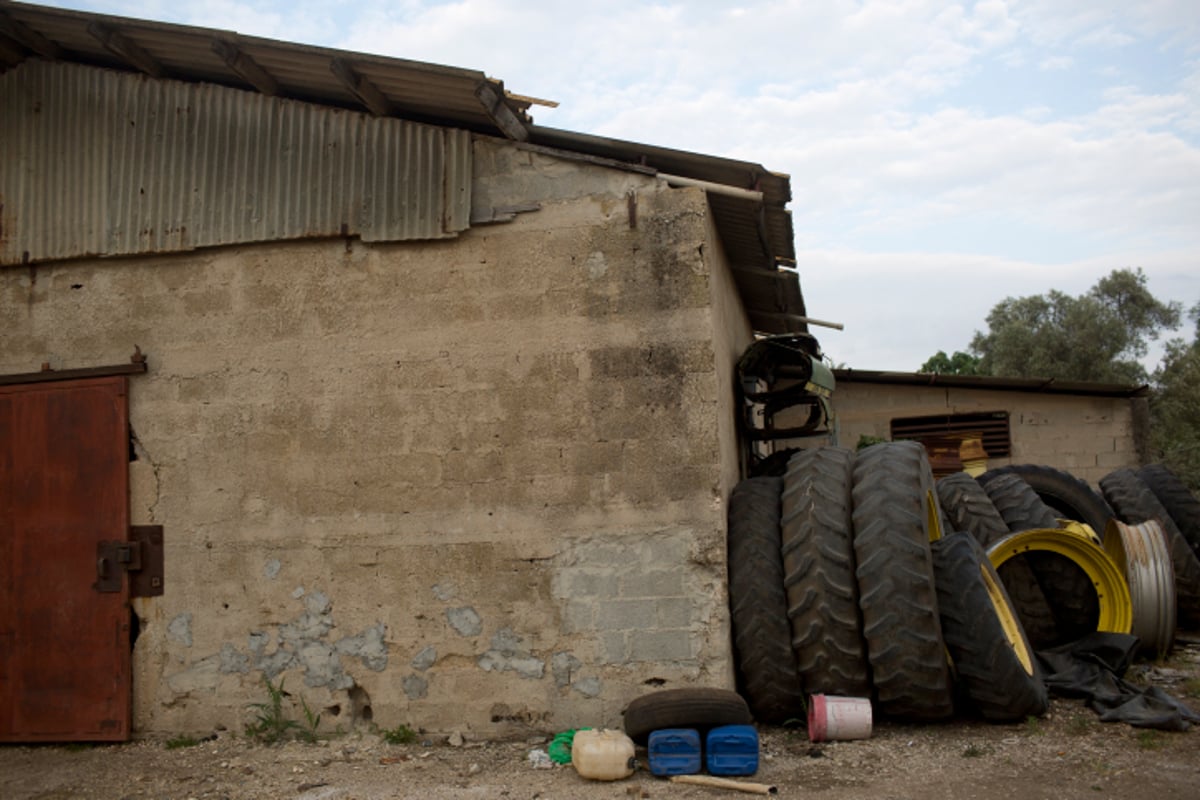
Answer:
[[0, 59, 471, 264], [0, 0, 808, 333], [0, 1, 530, 131], [833, 369, 1150, 398]]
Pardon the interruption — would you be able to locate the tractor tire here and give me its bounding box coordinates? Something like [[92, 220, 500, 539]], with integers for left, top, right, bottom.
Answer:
[[1101, 468, 1200, 628], [980, 473, 1100, 643], [939, 472, 1015, 549], [623, 688, 753, 743], [780, 447, 871, 698], [727, 477, 806, 722], [936, 472, 1060, 647], [1138, 464, 1200, 559], [851, 441, 954, 721], [979, 465, 1113, 540], [933, 533, 1048, 722]]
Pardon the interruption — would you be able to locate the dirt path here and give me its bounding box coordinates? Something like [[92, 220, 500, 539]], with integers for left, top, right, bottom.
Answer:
[[5, 656, 1200, 800]]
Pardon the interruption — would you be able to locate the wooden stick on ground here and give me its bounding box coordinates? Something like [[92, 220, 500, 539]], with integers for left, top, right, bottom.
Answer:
[[668, 775, 778, 795]]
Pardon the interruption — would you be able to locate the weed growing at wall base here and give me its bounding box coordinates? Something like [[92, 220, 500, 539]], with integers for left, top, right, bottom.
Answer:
[[244, 677, 302, 744], [299, 695, 322, 744], [381, 723, 419, 745], [165, 735, 202, 749]]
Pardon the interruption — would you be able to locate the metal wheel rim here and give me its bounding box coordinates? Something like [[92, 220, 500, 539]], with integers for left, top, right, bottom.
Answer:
[[987, 529, 1133, 635], [1104, 519, 1176, 657]]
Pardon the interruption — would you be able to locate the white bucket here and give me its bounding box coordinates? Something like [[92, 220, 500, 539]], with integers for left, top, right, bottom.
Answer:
[[808, 694, 872, 742]]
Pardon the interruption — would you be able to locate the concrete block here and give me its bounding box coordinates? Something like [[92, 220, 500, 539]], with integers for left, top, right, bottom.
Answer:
[[563, 571, 620, 598], [594, 599, 658, 631], [1096, 451, 1136, 469], [621, 571, 684, 598], [561, 600, 594, 633], [656, 598, 693, 628], [580, 543, 643, 568], [645, 535, 693, 567], [629, 630, 693, 663], [601, 632, 628, 664]]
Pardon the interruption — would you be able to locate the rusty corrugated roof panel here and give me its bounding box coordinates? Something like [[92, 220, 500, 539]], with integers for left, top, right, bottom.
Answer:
[[0, 1, 807, 332], [0, 1, 531, 130], [0, 59, 471, 265]]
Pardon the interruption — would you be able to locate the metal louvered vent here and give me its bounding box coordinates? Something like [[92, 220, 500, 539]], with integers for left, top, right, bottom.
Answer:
[[890, 411, 1012, 458]]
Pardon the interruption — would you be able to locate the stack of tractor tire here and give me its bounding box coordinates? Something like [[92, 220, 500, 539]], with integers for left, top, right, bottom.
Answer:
[[726, 442, 1200, 726]]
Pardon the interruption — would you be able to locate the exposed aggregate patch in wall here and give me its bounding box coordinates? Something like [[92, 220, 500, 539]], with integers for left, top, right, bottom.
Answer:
[[167, 613, 193, 647], [446, 606, 483, 637], [411, 646, 437, 671], [477, 628, 545, 680], [167, 588, 388, 702], [419, 581, 602, 700]]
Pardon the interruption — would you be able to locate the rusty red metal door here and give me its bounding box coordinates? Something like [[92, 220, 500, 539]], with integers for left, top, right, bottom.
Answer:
[[0, 376, 131, 742]]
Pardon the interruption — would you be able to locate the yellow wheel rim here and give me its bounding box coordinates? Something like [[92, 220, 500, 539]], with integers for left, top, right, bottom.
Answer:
[[986, 529, 1132, 635], [1056, 519, 1102, 546], [926, 490, 943, 542], [979, 562, 1034, 675]]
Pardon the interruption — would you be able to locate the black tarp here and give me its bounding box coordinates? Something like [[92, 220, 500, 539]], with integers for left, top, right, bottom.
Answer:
[[1038, 633, 1200, 731]]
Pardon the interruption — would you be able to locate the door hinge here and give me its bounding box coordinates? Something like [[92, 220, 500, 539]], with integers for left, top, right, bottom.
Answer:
[[94, 525, 164, 596]]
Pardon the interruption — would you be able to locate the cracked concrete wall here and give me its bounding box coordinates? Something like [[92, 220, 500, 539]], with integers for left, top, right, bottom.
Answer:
[[0, 140, 741, 738]]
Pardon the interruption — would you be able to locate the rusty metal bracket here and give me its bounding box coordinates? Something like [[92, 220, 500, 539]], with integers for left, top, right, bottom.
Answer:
[[129, 525, 164, 597], [93, 526, 164, 596]]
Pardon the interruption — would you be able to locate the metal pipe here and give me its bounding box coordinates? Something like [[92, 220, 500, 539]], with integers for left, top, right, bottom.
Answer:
[[658, 172, 764, 201], [795, 315, 845, 331]]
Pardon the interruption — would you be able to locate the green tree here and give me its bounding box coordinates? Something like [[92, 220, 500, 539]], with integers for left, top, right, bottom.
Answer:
[[968, 268, 1181, 383], [1150, 303, 1200, 490], [919, 350, 981, 375]]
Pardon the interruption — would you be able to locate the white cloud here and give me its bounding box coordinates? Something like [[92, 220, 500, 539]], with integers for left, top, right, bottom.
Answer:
[[1038, 55, 1073, 71]]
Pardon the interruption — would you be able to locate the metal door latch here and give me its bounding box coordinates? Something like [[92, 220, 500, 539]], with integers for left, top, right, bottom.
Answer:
[[94, 525, 164, 596]]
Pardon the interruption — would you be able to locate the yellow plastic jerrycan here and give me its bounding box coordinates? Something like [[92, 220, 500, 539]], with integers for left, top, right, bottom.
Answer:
[[571, 728, 636, 781]]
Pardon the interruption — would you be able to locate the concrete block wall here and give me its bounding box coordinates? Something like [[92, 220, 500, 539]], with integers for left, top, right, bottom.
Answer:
[[0, 157, 742, 737], [834, 383, 1139, 485]]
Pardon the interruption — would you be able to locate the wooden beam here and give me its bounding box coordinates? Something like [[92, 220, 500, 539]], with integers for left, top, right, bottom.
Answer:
[[212, 39, 279, 96], [88, 22, 163, 78], [514, 140, 656, 175], [0, 361, 148, 387], [0, 10, 63, 59], [330, 58, 392, 116], [475, 81, 529, 142]]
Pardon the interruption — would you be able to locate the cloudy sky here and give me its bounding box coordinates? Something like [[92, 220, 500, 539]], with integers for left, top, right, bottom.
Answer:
[[40, 1, 1200, 371]]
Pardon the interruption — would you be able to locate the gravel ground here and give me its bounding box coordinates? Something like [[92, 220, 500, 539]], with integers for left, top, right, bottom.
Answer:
[[4, 646, 1200, 800]]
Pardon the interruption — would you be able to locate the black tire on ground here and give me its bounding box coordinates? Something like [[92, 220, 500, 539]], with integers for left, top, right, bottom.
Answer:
[[1138, 464, 1200, 560], [936, 472, 1060, 647], [780, 447, 871, 698], [623, 688, 754, 743], [980, 473, 1100, 643], [978, 465, 1114, 540], [932, 533, 1049, 722], [727, 477, 807, 722], [851, 441, 954, 721], [1101, 468, 1200, 628]]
